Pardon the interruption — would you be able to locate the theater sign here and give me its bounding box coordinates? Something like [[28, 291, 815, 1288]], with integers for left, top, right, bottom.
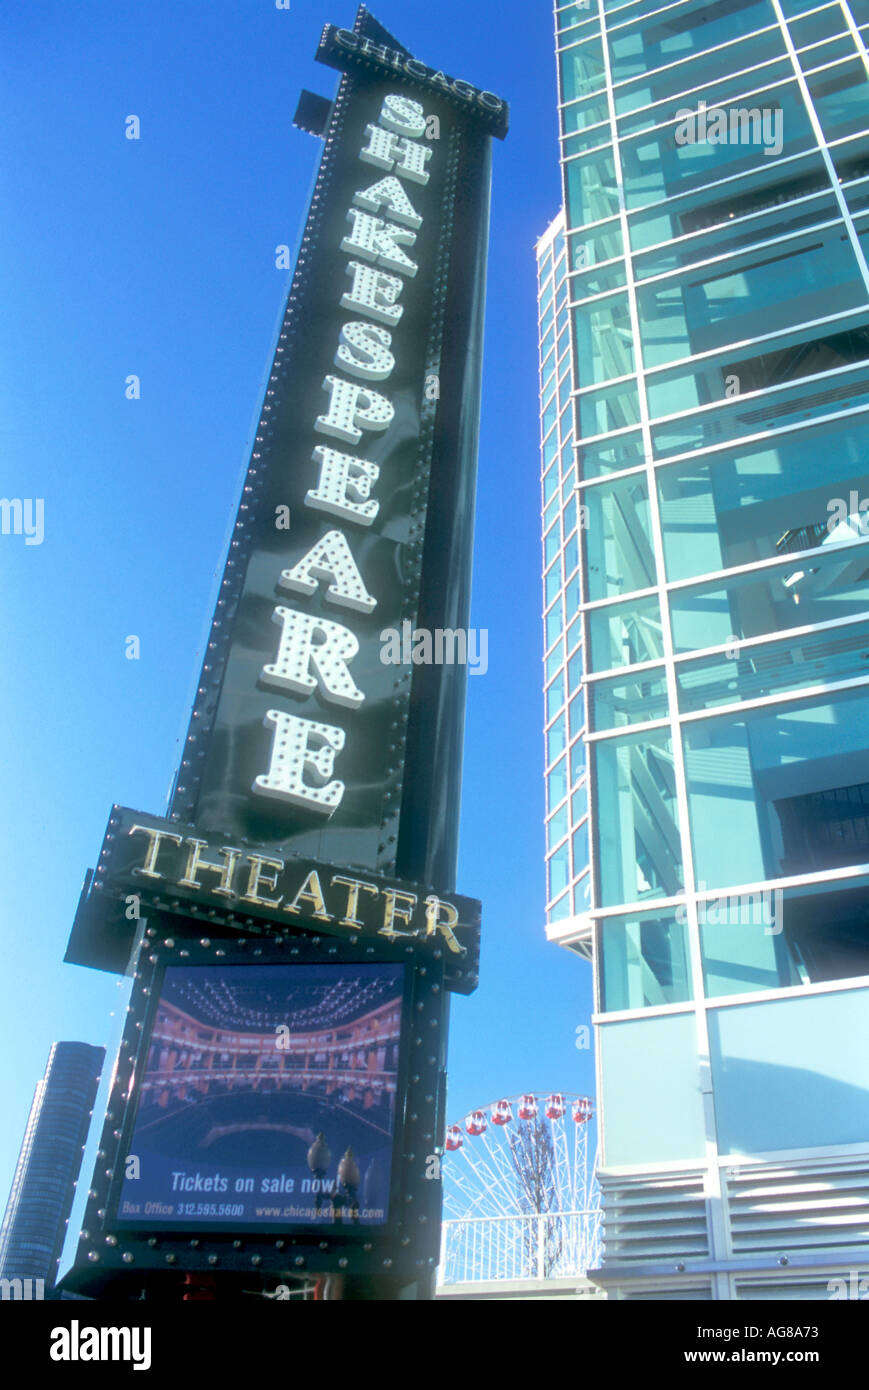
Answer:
[[63, 5, 506, 1297]]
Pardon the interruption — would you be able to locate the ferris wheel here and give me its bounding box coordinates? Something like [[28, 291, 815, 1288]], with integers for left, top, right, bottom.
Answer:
[[439, 1092, 602, 1283]]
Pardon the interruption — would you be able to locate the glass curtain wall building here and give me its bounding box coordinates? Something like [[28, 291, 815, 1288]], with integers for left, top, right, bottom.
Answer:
[[0, 1042, 104, 1290], [540, 0, 869, 1299]]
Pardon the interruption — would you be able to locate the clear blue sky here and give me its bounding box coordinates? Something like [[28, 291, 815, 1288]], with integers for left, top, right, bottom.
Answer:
[[0, 0, 595, 1224]]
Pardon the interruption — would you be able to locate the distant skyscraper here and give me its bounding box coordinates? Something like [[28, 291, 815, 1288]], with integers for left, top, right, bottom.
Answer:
[[0, 1042, 103, 1288], [540, 0, 869, 1298]]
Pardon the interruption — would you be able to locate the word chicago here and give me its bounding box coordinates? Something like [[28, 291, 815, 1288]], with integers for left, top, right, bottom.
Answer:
[[253, 91, 436, 819]]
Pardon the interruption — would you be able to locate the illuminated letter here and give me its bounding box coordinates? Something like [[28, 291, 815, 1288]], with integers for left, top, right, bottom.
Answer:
[[129, 824, 183, 879], [316, 374, 394, 445], [341, 261, 404, 326], [379, 93, 427, 139], [279, 530, 376, 613], [334, 321, 395, 381], [240, 854, 284, 907], [306, 445, 379, 525], [381, 888, 418, 939], [359, 125, 432, 185], [263, 607, 365, 709], [178, 839, 241, 896], [253, 711, 345, 815], [331, 874, 379, 927], [353, 176, 422, 230], [283, 870, 332, 921], [424, 895, 466, 954], [341, 209, 418, 277]]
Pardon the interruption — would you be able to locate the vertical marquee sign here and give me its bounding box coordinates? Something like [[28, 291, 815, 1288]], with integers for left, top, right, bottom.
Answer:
[[63, 6, 506, 1300]]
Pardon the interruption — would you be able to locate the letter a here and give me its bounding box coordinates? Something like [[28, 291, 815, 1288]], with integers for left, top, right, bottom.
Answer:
[[353, 175, 422, 230], [279, 530, 376, 613]]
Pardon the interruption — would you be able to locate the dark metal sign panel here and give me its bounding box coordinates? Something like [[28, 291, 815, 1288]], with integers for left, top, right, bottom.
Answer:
[[71, 806, 480, 992], [167, 11, 506, 892], [64, 928, 448, 1291]]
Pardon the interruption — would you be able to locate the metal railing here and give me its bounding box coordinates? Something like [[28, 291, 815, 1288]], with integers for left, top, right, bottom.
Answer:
[[438, 1210, 602, 1285]]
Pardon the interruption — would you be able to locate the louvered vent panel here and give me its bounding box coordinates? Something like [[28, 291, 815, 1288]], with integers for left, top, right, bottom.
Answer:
[[726, 1161, 869, 1254], [601, 1173, 709, 1263]]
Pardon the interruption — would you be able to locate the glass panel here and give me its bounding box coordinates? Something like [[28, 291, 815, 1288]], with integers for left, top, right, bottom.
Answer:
[[564, 532, 579, 579], [574, 874, 592, 913], [626, 151, 830, 252], [546, 712, 567, 765], [620, 86, 812, 213], [589, 593, 664, 670], [709, 987, 869, 1155], [632, 191, 840, 280], [566, 147, 620, 226], [545, 645, 563, 682], [548, 844, 571, 900], [549, 892, 572, 923], [562, 122, 612, 158], [683, 685, 869, 892], [568, 220, 624, 265], [547, 804, 569, 851], [677, 618, 869, 714], [569, 259, 628, 297], [577, 430, 645, 480], [597, 1014, 707, 1165], [568, 647, 584, 691], [572, 783, 589, 823], [646, 316, 868, 421], [595, 727, 683, 905], [544, 562, 561, 609], [600, 909, 693, 1009], [560, 36, 607, 105], [700, 889, 802, 998], [637, 223, 864, 370], [790, 5, 850, 47], [546, 600, 564, 649], [583, 472, 655, 602], [608, 0, 777, 84], [651, 356, 869, 459], [578, 377, 641, 435], [800, 33, 858, 70], [558, 0, 599, 35], [779, 0, 826, 12], [546, 670, 566, 723], [669, 541, 869, 654], [657, 414, 869, 581], [543, 521, 561, 566], [809, 58, 869, 143], [591, 665, 669, 729], [572, 820, 590, 878], [570, 735, 587, 784], [562, 92, 610, 134], [547, 756, 569, 810], [573, 293, 635, 384], [779, 876, 869, 985], [616, 55, 793, 136]]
